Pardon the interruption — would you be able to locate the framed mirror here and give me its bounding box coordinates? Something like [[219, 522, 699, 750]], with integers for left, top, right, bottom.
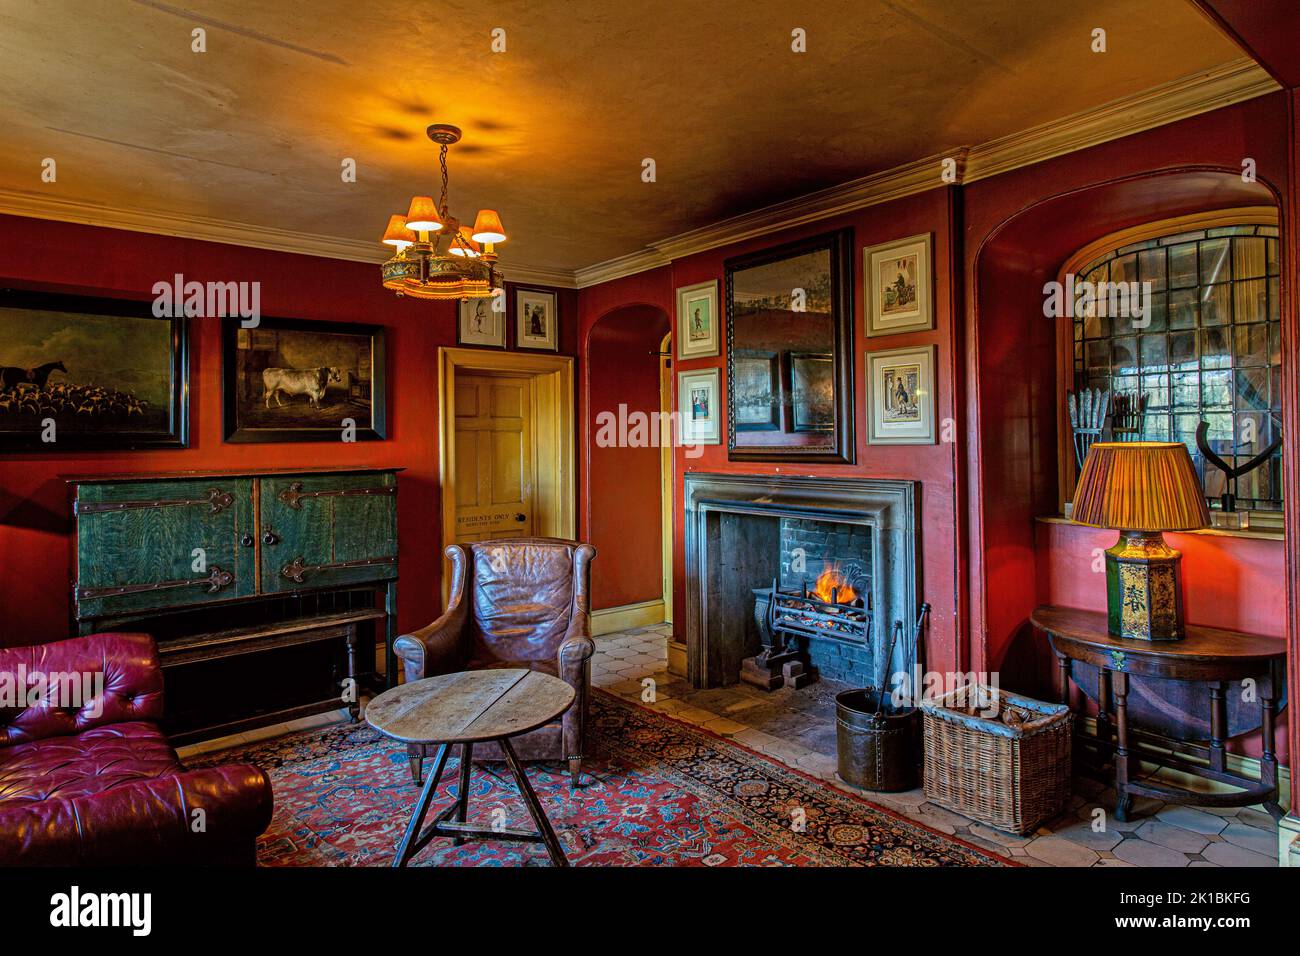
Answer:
[[724, 229, 854, 462]]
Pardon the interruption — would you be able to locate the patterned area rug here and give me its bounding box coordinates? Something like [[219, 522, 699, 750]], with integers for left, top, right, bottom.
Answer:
[[191, 691, 1007, 867]]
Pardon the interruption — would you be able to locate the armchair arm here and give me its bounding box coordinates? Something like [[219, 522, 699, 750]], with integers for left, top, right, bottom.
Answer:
[[393, 544, 471, 682], [0, 632, 163, 748], [557, 543, 596, 761], [0, 763, 273, 866]]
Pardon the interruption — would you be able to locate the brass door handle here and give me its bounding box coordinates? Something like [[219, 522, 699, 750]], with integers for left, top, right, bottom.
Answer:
[[515, 513, 526, 522]]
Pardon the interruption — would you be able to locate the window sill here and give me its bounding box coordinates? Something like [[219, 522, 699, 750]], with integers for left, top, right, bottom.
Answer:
[[1036, 515, 1285, 542]]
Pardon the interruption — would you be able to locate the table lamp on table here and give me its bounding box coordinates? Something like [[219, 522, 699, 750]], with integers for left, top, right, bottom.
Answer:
[[1070, 442, 1210, 641]]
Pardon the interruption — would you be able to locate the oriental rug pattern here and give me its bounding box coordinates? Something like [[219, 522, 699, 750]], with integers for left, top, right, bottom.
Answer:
[[191, 691, 1006, 867]]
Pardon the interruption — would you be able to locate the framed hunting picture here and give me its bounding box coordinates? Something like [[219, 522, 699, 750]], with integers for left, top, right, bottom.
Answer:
[[222, 316, 387, 443], [0, 288, 188, 451]]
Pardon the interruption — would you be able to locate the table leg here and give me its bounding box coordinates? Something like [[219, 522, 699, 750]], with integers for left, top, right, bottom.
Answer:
[[345, 626, 359, 723], [1261, 663, 1282, 819], [1209, 681, 1227, 775], [1096, 668, 1112, 757], [453, 742, 474, 847], [1113, 670, 1132, 822], [500, 737, 569, 867], [393, 743, 450, 868], [1056, 653, 1070, 705]]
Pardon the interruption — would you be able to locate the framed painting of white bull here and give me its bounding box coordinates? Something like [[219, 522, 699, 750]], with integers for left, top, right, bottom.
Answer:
[[0, 288, 189, 451], [222, 316, 387, 443]]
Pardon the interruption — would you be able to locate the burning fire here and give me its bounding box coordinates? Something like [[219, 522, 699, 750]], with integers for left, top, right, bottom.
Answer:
[[811, 563, 857, 605]]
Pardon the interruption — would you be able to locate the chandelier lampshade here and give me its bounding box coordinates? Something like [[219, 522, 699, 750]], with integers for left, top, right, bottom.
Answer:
[[381, 215, 417, 249], [380, 124, 505, 301], [471, 209, 507, 244]]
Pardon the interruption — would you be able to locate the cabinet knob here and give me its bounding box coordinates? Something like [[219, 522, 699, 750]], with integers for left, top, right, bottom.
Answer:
[[240, 533, 254, 547], [263, 530, 279, 546]]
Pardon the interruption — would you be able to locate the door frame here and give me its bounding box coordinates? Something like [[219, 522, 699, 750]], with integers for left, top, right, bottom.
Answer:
[[437, 347, 576, 604]]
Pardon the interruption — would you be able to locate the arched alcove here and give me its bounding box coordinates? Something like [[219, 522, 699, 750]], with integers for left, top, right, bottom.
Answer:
[[584, 304, 672, 614], [969, 167, 1284, 688]]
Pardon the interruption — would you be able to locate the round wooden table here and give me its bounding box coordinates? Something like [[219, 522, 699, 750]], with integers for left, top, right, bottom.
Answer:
[[366, 669, 576, 867]]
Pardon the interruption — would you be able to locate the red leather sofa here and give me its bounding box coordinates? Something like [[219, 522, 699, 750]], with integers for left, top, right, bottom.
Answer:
[[0, 632, 272, 866]]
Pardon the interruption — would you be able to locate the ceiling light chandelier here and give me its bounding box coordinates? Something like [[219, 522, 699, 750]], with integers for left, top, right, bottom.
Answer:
[[380, 124, 506, 300]]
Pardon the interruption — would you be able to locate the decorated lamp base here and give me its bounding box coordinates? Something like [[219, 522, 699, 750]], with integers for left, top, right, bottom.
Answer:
[[1105, 530, 1186, 641]]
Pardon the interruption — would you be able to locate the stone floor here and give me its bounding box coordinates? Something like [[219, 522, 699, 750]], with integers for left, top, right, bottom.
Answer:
[[592, 623, 1280, 867]]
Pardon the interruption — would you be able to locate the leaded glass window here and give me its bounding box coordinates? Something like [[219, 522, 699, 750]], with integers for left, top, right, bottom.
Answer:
[[1072, 223, 1282, 514]]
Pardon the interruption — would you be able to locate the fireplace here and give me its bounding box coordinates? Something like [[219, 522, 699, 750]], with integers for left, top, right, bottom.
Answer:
[[682, 473, 919, 689]]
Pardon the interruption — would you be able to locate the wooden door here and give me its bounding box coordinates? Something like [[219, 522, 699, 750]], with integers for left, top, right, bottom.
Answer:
[[454, 373, 534, 543]]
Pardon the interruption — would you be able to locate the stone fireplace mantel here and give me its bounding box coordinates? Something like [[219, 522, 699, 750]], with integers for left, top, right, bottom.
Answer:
[[683, 472, 919, 689]]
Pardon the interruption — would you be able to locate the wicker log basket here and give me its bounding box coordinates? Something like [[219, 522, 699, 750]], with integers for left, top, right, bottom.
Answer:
[[920, 685, 1072, 835]]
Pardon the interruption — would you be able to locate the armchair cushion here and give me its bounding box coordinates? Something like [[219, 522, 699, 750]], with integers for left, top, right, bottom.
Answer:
[[0, 721, 181, 805], [469, 540, 583, 663]]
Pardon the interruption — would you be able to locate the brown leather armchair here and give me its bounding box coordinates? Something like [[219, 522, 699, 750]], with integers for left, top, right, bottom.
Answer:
[[393, 537, 596, 785]]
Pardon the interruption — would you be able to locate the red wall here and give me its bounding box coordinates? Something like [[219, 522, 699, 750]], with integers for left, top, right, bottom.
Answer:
[[584, 304, 670, 609], [0, 215, 576, 649]]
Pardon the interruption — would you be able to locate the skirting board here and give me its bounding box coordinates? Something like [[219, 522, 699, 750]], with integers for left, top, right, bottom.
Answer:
[[591, 599, 665, 636]]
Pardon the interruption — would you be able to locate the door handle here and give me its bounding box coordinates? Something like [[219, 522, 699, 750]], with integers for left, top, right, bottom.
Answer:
[[240, 533, 255, 547], [514, 513, 526, 522], [263, 530, 279, 545]]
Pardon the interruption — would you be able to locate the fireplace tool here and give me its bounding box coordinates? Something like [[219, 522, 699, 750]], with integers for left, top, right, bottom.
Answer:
[[834, 602, 929, 793]]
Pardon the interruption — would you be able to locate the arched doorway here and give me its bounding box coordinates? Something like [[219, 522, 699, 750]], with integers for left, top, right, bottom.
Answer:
[[584, 304, 672, 630]]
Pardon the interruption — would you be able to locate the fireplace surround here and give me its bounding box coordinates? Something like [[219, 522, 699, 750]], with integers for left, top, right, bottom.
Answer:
[[682, 472, 919, 689]]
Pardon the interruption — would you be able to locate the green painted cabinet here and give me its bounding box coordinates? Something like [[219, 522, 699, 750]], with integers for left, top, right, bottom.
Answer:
[[71, 468, 398, 624]]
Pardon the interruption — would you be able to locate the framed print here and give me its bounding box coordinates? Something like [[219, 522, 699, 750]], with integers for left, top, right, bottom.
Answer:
[[732, 351, 779, 430], [866, 345, 936, 444], [864, 233, 933, 337], [515, 288, 558, 352], [457, 296, 505, 349], [222, 316, 387, 443], [725, 229, 854, 463], [677, 368, 721, 445], [790, 352, 834, 431], [676, 280, 719, 359], [0, 288, 188, 451]]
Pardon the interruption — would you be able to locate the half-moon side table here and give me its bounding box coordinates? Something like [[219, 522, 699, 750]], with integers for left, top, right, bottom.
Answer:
[[366, 669, 576, 867], [1031, 605, 1284, 823]]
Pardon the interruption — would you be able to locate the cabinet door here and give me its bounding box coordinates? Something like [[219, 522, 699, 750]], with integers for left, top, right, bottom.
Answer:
[[258, 472, 397, 593], [75, 478, 256, 620]]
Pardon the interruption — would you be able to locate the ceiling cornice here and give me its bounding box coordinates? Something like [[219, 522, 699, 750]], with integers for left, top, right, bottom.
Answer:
[[571, 58, 1277, 288], [962, 58, 1279, 182], [0, 59, 1276, 293], [0, 187, 578, 289]]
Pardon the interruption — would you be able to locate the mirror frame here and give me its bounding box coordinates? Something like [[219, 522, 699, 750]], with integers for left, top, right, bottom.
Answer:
[[724, 228, 855, 463]]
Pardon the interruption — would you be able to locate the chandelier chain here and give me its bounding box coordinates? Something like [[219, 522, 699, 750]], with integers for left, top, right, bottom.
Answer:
[[438, 145, 450, 219]]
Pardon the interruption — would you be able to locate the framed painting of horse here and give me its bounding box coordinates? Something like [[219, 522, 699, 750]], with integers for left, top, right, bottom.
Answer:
[[221, 316, 387, 443], [0, 289, 188, 451]]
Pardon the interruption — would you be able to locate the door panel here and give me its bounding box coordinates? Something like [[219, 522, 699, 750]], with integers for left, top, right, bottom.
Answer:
[[259, 473, 397, 593], [74, 478, 256, 618], [454, 374, 533, 543]]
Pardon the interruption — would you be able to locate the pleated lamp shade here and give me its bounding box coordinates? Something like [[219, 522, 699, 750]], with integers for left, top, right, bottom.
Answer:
[[1072, 442, 1209, 531], [380, 215, 417, 247], [471, 209, 506, 244], [405, 196, 443, 232]]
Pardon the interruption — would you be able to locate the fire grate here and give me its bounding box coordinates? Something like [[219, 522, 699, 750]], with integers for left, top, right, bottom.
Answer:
[[767, 575, 872, 644]]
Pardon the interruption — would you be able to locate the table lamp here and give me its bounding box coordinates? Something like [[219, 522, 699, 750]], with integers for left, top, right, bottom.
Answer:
[[1071, 442, 1210, 641]]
